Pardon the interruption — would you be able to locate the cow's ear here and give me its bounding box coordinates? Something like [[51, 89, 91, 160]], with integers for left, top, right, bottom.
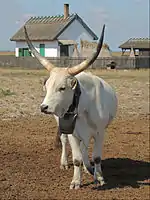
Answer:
[[43, 77, 49, 85], [67, 77, 78, 90], [42, 77, 49, 91], [70, 78, 78, 90]]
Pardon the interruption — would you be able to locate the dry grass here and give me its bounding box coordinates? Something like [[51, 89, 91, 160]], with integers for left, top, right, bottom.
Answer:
[[111, 51, 127, 56], [0, 67, 149, 77], [0, 51, 123, 56], [0, 68, 149, 120], [0, 51, 15, 55]]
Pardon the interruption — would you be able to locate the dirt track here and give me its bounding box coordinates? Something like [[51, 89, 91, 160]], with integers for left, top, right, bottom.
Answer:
[[0, 69, 149, 199]]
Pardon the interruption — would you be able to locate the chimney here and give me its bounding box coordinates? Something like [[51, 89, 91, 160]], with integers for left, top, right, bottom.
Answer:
[[64, 4, 69, 19]]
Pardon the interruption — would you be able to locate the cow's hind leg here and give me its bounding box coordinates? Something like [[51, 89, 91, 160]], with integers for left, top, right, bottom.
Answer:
[[93, 130, 105, 186], [68, 135, 82, 189], [54, 129, 62, 149], [80, 137, 94, 176], [60, 134, 68, 170]]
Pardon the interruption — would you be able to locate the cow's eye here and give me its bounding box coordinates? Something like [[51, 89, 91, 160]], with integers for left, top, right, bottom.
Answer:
[[59, 87, 66, 92]]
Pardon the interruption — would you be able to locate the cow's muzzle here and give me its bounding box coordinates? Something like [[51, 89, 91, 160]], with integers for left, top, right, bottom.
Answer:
[[40, 104, 49, 113]]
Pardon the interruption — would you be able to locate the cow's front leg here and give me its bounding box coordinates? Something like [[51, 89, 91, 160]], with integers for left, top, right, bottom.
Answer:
[[68, 135, 82, 189], [60, 134, 68, 170], [53, 116, 68, 169]]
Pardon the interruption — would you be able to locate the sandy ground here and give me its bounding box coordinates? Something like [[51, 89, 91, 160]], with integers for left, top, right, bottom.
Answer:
[[0, 68, 149, 200]]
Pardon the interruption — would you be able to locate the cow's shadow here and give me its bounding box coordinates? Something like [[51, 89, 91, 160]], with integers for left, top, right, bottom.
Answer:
[[83, 158, 150, 190]]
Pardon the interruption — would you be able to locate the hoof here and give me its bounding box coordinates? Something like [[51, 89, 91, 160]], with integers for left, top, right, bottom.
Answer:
[[100, 179, 105, 186], [94, 172, 105, 186], [70, 183, 81, 190], [60, 165, 69, 170], [94, 179, 105, 186]]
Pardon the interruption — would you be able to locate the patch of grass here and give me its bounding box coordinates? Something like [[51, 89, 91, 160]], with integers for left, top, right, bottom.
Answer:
[[0, 88, 16, 97]]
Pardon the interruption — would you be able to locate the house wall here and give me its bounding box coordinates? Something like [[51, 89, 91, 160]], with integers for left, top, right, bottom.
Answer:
[[58, 19, 94, 42], [58, 19, 96, 57], [68, 45, 74, 57], [15, 41, 59, 57]]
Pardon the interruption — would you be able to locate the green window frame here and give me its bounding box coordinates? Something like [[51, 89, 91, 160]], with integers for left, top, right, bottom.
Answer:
[[39, 44, 45, 56]]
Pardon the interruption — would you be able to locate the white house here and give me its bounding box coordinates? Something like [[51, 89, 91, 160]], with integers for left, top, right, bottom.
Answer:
[[10, 4, 98, 57]]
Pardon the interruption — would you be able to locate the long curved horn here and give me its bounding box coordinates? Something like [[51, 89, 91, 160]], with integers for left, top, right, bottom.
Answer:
[[24, 26, 55, 71], [68, 24, 105, 75]]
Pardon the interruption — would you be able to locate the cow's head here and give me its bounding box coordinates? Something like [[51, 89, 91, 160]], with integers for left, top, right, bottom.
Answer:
[[24, 25, 105, 117]]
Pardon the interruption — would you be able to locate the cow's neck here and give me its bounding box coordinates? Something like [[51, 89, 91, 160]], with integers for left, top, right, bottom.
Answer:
[[58, 79, 81, 135], [67, 79, 81, 114]]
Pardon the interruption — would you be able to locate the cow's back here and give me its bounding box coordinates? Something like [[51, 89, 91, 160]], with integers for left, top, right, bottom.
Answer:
[[76, 72, 118, 124]]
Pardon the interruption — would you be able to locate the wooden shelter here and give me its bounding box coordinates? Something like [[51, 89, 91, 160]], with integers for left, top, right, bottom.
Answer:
[[119, 38, 150, 56]]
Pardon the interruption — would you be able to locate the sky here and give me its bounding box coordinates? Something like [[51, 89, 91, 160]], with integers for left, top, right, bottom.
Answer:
[[0, 0, 149, 51]]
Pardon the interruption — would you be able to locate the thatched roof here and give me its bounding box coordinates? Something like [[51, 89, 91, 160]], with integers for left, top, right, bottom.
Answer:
[[58, 40, 77, 45], [10, 14, 98, 41], [80, 40, 112, 57], [119, 38, 150, 49]]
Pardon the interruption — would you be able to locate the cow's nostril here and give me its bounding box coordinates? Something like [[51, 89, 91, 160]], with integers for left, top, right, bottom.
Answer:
[[41, 104, 48, 112]]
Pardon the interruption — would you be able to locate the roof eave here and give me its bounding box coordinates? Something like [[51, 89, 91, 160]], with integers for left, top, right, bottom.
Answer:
[[10, 38, 56, 42], [119, 45, 150, 49]]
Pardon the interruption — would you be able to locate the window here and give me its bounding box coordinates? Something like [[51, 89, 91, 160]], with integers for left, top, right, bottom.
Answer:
[[60, 45, 69, 57], [39, 44, 45, 56], [18, 48, 31, 57]]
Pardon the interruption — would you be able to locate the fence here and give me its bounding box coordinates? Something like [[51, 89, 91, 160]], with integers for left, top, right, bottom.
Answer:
[[0, 55, 149, 69]]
